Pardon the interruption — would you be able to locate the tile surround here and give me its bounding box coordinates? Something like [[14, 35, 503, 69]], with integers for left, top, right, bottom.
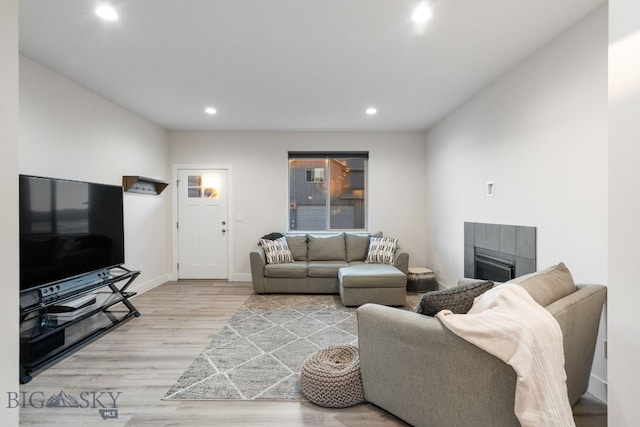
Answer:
[[464, 222, 536, 279]]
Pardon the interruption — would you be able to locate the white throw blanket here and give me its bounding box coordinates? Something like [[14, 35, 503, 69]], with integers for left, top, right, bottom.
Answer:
[[436, 283, 575, 427]]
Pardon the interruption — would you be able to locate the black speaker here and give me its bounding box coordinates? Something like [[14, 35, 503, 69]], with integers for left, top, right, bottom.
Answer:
[[21, 329, 65, 363]]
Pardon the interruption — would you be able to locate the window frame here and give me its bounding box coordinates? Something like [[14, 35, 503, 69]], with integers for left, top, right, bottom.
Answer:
[[305, 167, 325, 183], [288, 151, 368, 232]]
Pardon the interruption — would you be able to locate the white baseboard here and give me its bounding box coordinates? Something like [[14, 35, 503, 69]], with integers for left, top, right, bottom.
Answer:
[[437, 280, 450, 290], [587, 373, 607, 403], [231, 273, 252, 282], [164, 273, 250, 283], [128, 273, 171, 297]]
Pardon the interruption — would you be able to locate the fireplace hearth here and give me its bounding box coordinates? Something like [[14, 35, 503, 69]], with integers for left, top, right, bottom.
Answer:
[[464, 222, 536, 282]]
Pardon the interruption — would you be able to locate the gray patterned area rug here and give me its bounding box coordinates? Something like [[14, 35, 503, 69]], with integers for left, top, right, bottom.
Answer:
[[164, 294, 365, 401]]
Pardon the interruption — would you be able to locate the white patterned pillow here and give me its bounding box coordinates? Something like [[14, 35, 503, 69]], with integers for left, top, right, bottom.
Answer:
[[260, 237, 294, 264], [365, 237, 398, 264]]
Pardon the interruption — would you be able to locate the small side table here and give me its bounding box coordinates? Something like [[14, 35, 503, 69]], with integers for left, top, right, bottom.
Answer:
[[407, 267, 437, 292]]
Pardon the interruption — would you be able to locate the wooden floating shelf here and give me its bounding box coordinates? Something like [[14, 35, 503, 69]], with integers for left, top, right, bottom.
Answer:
[[122, 176, 169, 195]]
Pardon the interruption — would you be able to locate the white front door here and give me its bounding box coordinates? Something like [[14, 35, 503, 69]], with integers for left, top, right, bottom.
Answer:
[[177, 169, 228, 279]]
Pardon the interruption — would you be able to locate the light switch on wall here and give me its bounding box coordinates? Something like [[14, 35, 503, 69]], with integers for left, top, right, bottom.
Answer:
[[486, 181, 495, 197]]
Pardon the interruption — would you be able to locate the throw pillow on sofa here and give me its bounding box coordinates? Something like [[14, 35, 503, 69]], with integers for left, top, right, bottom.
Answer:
[[506, 262, 576, 307], [346, 232, 383, 262], [365, 237, 397, 264], [416, 280, 494, 316], [260, 237, 294, 264]]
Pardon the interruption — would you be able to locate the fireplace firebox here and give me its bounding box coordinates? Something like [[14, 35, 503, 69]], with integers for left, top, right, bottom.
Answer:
[[474, 250, 515, 282]]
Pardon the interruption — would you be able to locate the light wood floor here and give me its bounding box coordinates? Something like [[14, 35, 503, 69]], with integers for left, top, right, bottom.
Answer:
[[19, 281, 607, 426]]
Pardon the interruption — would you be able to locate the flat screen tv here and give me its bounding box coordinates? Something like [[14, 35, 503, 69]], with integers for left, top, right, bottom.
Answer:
[[19, 175, 125, 293]]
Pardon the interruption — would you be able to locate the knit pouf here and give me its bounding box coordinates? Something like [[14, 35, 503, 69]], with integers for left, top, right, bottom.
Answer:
[[300, 344, 364, 408]]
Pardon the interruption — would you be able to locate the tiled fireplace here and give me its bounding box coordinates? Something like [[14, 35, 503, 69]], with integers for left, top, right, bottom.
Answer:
[[464, 222, 536, 281]]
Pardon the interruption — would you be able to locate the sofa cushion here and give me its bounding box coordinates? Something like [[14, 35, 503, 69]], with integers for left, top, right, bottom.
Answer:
[[416, 280, 494, 316], [264, 262, 308, 278], [308, 233, 346, 261], [365, 237, 397, 264], [308, 261, 349, 278], [339, 264, 407, 288], [286, 234, 308, 261], [506, 262, 576, 307], [345, 232, 382, 262], [260, 237, 294, 264]]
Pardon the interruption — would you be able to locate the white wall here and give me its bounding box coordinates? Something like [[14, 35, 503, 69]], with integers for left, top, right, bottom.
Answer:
[[0, 0, 20, 425], [424, 6, 608, 400], [608, 0, 640, 424], [169, 131, 427, 280], [20, 56, 172, 294]]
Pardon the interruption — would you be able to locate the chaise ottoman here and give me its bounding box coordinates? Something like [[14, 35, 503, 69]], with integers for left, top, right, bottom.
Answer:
[[338, 264, 407, 306]]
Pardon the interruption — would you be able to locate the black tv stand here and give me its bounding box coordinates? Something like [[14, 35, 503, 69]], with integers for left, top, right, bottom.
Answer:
[[19, 266, 140, 384]]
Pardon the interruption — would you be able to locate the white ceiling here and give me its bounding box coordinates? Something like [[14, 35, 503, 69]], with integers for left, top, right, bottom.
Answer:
[[19, 0, 605, 132]]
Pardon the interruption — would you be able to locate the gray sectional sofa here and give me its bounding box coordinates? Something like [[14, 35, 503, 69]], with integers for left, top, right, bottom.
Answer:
[[357, 263, 607, 426], [250, 232, 409, 305]]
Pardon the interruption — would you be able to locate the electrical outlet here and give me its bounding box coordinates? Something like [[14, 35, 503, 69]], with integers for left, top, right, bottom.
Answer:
[[436, 264, 442, 274]]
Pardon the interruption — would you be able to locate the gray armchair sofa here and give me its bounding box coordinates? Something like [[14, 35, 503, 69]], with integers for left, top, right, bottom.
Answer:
[[357, 263, 606, 426], [250, 232, 409, 298]]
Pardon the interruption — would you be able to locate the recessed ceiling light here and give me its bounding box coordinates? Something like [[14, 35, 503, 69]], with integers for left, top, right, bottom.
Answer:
[[411, 2, 432, 23], [95, 5, 119, 21], [366, 107, 378, 115], [205, 107, 217, 115]]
